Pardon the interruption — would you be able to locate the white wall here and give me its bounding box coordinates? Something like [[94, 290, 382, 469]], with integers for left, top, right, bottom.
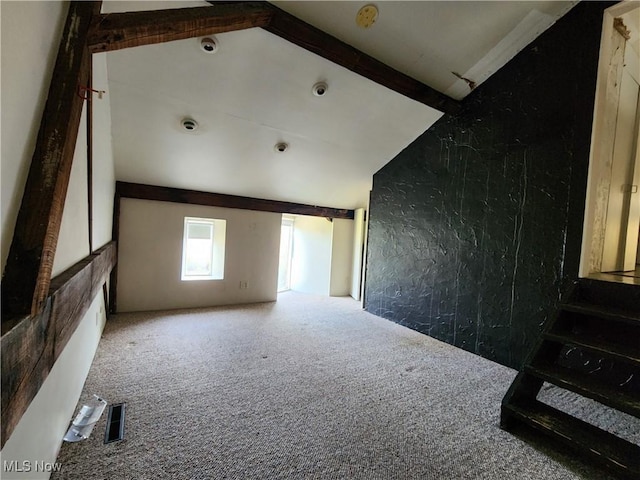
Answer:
[[117, 198, 281, 312], [1, 4, 115, 477], [53, 53, 115, 268], [52, 105, 90, 276], [288, 215, 355, 297], [92, 52, 116, 249], [0, 296, 107, 480], [350, 208, 366, 300], [290, 215, 333, 295], [0, 1, 68, 271], [330, 219, 354, 296]]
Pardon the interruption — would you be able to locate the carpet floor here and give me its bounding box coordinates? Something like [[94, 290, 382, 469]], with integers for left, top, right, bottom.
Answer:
[[53, 292, 638, 479]]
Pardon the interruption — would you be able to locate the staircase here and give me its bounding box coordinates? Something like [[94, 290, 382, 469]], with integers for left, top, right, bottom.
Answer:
[[501, 278, 640, 479]]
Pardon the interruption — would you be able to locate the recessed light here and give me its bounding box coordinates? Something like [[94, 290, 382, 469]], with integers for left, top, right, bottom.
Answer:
[[274, 142, 289, 153], [356, 4, 378, 28], [181, 117, 199, 132], [200, 37, 218, 54], [312, 81, 328, 97]]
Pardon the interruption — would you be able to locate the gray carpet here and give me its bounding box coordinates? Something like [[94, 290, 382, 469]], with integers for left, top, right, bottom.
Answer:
[[53, 292, 637, 479]]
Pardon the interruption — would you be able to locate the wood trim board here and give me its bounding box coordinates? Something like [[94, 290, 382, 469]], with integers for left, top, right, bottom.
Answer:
[[1, 242, 117, 447]]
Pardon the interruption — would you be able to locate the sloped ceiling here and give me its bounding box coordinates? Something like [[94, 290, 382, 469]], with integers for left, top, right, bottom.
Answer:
[[103, 1, 577, 210]]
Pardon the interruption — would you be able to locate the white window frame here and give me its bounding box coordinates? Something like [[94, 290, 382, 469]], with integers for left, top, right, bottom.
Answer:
[[181, 216, 226, 281]]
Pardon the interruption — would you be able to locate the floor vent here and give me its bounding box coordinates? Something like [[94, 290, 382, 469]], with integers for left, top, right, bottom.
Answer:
[[104, 403, 126, 443]]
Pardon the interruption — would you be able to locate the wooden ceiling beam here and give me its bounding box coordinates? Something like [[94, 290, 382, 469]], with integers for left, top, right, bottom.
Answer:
[[262, 4, 461, 115], [88, 1, 460, 113], [1, 242, 116, 447], [87, 2, 274, 53], [117, 182, 355, 220], [1, 1, 100, 319]]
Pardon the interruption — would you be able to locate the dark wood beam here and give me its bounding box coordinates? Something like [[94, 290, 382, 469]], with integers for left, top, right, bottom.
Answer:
[[263, 4, 460, 115], [87, 3, 273, 53], [117, 182, 355, 219], [109, 191, 121, 314], [48, 243, 116, 359], [1, 242, 117, 448], [87, 61, 94, 253], [88, 1, 459, 113], [1, 2, 100, 319]]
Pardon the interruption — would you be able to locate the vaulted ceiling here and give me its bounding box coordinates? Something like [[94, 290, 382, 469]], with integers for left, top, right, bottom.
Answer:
[[103, 1, 577, 210]]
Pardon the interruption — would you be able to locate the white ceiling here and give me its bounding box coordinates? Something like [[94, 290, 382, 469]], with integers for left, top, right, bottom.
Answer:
[[103, 1, 577, 210], [271, 1, 577, 100]]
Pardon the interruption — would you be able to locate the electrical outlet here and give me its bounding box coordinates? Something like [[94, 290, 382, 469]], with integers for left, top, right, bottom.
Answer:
[[239, 281, 248, 289]]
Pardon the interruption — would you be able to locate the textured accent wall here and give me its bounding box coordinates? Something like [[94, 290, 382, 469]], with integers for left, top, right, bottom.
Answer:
[[364, 2, 610, 369]]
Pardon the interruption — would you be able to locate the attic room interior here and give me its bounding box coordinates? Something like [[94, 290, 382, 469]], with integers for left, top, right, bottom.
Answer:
[[1, 0, 639, 478]]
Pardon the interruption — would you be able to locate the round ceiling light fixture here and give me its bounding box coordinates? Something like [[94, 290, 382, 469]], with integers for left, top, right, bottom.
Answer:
[[274, 142, 289, 153], [312, 81, 329, 97], [181, 117, 199, 132], [200, 36, 219, 54], [356, 4, 378, 29]]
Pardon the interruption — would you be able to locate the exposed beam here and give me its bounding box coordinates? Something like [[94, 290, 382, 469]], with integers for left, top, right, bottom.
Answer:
[[87, 3, 273, 53], [87, 61, 94, 253], [117, 182, 355, 219], [1, 242, 117, 448], [1, 2, 100, 319], [262, 4, 461, 115], [88, 1, 460, 113], [109, 191, 121, 314]]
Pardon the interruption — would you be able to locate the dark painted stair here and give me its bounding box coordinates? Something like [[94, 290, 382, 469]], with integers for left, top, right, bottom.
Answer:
[[501, 278, 640, 479]]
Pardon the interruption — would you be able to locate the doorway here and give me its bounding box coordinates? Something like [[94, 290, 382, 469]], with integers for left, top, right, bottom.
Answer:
[[601, 51, 640, 274], [277, 214, 359, 296], [277, 216, 294, 292], [580, 2, 640, 284]]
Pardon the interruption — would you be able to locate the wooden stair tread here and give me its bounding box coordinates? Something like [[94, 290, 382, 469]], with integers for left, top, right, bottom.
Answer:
[[576, 279, 640, 314], [503, 400, 640, 478], [561, 302, 640, 326], [525, 364, 640, 418], [543, 332, 640, 367], [501, 279, 640, 477]]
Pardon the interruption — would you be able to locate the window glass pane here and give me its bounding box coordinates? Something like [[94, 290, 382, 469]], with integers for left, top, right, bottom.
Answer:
[[185, 238, 213, 276], [187, 223, 212, 240]]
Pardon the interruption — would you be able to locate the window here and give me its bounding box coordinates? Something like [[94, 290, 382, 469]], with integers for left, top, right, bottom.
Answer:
[[181, 217, 226, 281]]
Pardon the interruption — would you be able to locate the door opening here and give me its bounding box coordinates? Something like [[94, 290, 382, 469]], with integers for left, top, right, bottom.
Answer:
[[278, 216, 294, 292], [601, 58, 640, 273], [580, 2, 640, 283]]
